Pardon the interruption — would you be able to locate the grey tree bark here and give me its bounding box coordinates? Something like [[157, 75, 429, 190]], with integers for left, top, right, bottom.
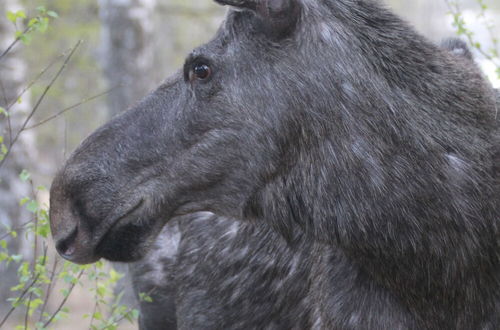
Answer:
[[99, 0, 160, 117], [0, 0, 36, 311]]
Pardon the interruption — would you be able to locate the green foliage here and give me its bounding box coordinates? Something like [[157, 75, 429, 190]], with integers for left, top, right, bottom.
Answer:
[[6, 6, 57, 45], [446, 0, 500, 82], [0, 5, 142, 330], [0, 170, 141, 328]]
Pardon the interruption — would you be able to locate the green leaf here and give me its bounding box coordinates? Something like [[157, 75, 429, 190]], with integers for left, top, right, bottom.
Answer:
[[19, 196, 30, 206], [10, 283, 24, 292], [7, 10, 26, 24], [28, 18, 38, 28], [109, 269, 124, 283], [37, 17, 49, 33], [16, 11, 26, 19], [63, 274, 73, 283], [0, 240, 6, 249], [47, 11, 59, 18], [7, 11, 17, 23], [37, 223, 50, 238], [0, 107, 8, 117], [19, 169, 30, 182], [31, 298, 43, 309], [26, 200, 39, 213], [19, 33, 32, 45], [60, 288, 69, 297]]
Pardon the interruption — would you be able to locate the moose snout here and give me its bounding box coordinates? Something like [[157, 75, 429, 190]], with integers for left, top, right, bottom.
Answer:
[[50, 173, 101, 264], [54, 223, 77, 259]]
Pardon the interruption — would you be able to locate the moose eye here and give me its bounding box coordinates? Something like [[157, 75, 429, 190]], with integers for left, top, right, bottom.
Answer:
[[189, 63, 212, 82]]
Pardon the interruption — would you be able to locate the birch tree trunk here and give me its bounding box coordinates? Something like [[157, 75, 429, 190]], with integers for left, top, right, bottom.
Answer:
[[0, 0, 36, 311], [99, 0, 159, 117]]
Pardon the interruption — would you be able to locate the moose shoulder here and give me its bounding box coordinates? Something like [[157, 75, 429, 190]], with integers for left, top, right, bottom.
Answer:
[[50, 0, 500, 329]]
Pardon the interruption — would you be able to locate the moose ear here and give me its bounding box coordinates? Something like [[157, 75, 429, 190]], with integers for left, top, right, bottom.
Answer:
[[214, 0, 300, 39]]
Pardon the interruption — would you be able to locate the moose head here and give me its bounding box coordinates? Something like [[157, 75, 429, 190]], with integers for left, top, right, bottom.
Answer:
[[50, 3, 499, 323], [50, 0, 307, 264]]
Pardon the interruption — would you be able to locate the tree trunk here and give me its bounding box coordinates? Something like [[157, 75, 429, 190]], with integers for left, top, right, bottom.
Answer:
[[0, 0, 36, 311], [99, 0, 160, 117]]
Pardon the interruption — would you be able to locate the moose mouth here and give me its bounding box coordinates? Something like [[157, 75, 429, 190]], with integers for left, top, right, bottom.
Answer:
[[56, 199, 146, 264]]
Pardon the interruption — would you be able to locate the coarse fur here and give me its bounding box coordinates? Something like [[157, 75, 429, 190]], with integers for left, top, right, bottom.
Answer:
[[50, 0, 500, 329], [131, 212, 314, 329], [131, 39, 500, 330]]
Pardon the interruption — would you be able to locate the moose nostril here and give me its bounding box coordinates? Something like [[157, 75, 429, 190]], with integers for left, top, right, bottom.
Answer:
[[56, 226, 78, 257]]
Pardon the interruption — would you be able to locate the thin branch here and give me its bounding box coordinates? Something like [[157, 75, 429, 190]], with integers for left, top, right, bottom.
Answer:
[[113, 287, 156, 326], [0, 219, 34, 241], [25, 87, 117, 130], [0, 60, 13, 145], [0, 273, 41, 328], [6, 51, 68, 112], [88, 265, 99, 329], [0, 76, 8, 106], [0, 26, 30, 62], [30, 179, 38, 271], [24, 294, 32, 330], [6, 110, 13, 146], [22, 245, 48, 329], [0, 40, 82, 169], [42, 269, 84, 328], [38, 257, 59, 323]]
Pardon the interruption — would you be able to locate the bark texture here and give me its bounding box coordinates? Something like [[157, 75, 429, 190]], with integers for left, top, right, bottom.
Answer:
[[99, 0, 160, 117]]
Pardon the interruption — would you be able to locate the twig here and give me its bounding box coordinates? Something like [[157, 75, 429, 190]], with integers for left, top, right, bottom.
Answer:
[[24, 292, 32, 330], [0, 67, 13, 145], [0, 40, 82, 169], [6, 51, 67, 112], [0, 273, 41, 328], [25, 87, 117, 130], [24, 245, 47, 330], [42, 269, 84, 328], [0, 219, 34, 241], [38, 257, 59, 323], [113, 287, 156, 325], [0, 26, 30, 62], [88, 265, 99, 329], [29, 179, 38, 271]]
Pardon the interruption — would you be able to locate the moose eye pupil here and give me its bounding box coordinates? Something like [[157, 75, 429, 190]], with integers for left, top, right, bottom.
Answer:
[[193, 64, 211, 80]]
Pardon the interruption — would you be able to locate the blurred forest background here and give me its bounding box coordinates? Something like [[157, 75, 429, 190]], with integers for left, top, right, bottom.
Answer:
[[0, 0, 498, 329]]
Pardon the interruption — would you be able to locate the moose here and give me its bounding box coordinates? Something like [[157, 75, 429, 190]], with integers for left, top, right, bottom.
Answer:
[[50, 0, 500, 329]]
